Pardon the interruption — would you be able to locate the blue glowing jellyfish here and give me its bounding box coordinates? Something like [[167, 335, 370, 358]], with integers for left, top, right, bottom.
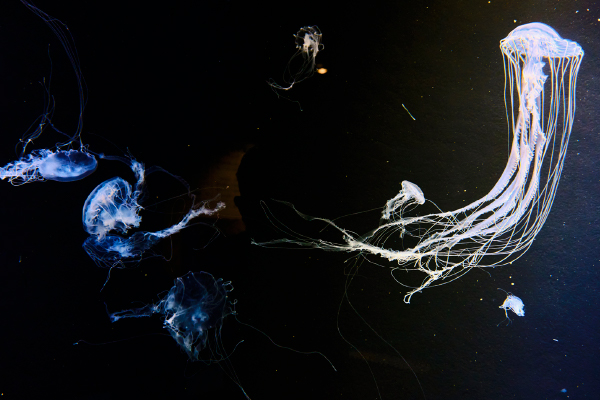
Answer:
[[82, 160, 146, 239], [109, 271, 232, 361], [82, 158, 225, 268], [0, 148, 97, 185], [255, 23, 584, 303], [1, 1, 97, 185], [268, 26, 324, 92]]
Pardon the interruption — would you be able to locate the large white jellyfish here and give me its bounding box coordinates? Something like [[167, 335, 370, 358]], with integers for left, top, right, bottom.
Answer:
[[255, 23, 584, 303]]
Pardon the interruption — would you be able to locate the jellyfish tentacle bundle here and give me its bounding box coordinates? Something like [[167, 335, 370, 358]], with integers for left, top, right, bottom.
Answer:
[[255, 23, 583, 303]]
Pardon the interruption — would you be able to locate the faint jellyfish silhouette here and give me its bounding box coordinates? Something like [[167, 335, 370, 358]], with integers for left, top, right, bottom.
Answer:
[[1, 1, 97, 185], [109, 271, 232, 361], [497, 288, 524, 325], [268, 26, 324, 92], [255, 23, 584, 303], [82, 158, 225, 269], [107, 270, 334, 398]]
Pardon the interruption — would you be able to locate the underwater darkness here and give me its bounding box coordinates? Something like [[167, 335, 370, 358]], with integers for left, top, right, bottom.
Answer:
[[0, 1, 598, 399]]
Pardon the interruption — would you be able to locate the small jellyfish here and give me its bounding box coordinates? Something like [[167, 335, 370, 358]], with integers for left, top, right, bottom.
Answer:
[[108, 271, 232, 361], [1, 1, 98, 185], [382, 180, 425, 220], [497, 288, 525, 325], [267, 25, 324, 92]]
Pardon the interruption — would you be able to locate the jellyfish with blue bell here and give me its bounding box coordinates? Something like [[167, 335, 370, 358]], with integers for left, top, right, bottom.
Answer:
[[0, 1, 98, 185], [82, 157, 225, 270], [268, 25, 324, 92], [255, 23, 584, 303]]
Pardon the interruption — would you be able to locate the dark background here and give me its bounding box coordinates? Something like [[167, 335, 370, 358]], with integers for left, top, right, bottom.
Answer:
[[0, 1, 598, 399]]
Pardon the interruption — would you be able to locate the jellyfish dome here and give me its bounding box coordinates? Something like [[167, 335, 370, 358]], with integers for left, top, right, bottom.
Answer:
[[82, 177, 142, 239], [501, 23, 583, 58], [0, 149, 97, 185]]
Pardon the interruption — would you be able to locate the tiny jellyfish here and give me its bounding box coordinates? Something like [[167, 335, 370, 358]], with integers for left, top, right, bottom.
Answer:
[[109, 271, 232, 361], [1, 1, 98, 185], [267, 26, 324, 92], [497, 288, 524, 325], [82, 158, 225, 269], [255, 23, 584, 303]]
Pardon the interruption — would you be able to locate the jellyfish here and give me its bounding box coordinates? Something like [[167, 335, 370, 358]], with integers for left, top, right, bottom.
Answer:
[[82, 160, 146, 239], [83, 198, 225, 268], [82, 158, 225, 268], [255, 23, 584, 303], [267, 26, 324, 92], [497, 288, 524, 325], [0, 149, 98, 185], [1, 1, 98, 185], [108, 271, 232, 360]]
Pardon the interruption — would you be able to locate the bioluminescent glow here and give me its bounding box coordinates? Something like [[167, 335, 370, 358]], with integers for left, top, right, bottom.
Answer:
[[268, 26, 324, 92], [0, 1, 97, 185], [82, 160, 146, 239], [255, 23, 583, 303], [497, 288, 524, 325], [109, 271, 232, 361], [82, 159, 225, 268], [1, 149, 97, 185]]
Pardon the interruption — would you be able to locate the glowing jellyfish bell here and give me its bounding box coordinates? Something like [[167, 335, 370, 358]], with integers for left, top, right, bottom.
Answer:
[[82, 160, 146, 239], [82, 159, 225, 269], [255, 23, 584, 303], [0, 1, 98, 185]]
